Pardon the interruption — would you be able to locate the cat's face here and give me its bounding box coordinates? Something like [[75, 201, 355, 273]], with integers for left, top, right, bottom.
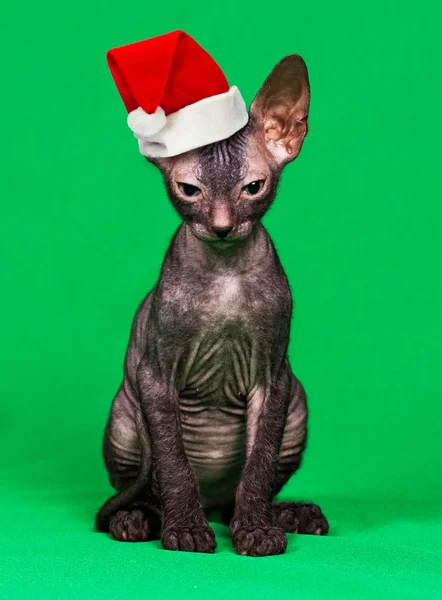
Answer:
[[151, 54, 310, 248], [154, 120, 282, 246]]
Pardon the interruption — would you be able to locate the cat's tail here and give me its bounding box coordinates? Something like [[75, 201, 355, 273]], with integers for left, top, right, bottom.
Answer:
[[95, 408, 152, 532]]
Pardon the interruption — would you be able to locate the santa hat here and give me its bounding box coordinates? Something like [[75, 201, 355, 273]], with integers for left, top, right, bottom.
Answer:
[[107, 30, 249, 158]]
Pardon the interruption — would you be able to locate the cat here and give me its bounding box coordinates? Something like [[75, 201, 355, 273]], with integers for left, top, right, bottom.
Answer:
[[96, 54, 328, 557]]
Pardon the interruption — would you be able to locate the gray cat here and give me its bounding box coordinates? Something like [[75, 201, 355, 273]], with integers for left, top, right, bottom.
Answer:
[[96, 54, 329, 557]]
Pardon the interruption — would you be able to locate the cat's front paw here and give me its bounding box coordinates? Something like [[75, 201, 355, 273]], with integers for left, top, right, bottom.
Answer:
[[232, 524, 287, 557], [161, 524, 216, 553]]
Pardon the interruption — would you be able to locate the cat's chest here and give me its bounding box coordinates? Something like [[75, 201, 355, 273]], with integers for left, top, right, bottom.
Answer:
[[179, 324, 253, 402], [176, 274, 267, 400], [204, 274, 245, 318]]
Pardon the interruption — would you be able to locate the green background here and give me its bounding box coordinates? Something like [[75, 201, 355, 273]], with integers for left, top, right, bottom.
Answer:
[[1, 0, 441, 598]]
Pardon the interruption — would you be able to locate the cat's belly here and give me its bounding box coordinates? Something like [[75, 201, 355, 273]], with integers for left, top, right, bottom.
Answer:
[[177, 327, 252, 507], [180, 407, 246, 508]]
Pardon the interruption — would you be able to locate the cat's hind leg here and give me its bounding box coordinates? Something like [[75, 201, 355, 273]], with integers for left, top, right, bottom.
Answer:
[[274, 374, 329, 536], [96, 382, 161, 541]]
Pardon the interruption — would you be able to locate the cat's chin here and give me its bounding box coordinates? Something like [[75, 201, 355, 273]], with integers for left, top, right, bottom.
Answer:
[[208, 240, 237, 250], [203, 236, 249, 250]]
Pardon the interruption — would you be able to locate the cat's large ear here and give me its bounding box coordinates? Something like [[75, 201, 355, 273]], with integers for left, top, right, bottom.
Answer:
[[250, 55, 310, 165]]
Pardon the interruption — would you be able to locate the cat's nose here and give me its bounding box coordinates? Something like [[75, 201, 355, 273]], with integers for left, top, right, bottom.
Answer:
[[211, 226, 233, 239]]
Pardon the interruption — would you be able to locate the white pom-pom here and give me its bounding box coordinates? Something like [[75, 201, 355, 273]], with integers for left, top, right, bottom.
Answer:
[[127, 106, 167, 140]]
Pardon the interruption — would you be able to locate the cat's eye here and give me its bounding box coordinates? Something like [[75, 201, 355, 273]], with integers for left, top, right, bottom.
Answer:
[[242, 180, 265, 196], [178, 182, 202, 198]]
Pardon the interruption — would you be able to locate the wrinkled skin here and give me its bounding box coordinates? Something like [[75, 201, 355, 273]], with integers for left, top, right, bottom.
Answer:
[[96, 55, 328, 556]]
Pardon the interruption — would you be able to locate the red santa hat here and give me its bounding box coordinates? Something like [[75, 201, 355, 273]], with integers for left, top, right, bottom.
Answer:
[[107, 30, 249, 158]]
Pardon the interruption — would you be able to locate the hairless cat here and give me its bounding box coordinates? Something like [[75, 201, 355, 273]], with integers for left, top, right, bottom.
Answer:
[[96, 54, 329, 557]]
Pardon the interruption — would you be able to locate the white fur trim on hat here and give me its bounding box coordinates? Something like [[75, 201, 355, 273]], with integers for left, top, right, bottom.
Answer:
[[127, 86, 248, 158]]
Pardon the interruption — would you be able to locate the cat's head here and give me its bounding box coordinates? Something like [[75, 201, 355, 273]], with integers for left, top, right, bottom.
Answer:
[[151, 55, 310, 247]]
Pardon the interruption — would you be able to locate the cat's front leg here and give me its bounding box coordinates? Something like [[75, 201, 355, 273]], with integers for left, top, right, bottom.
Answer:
[[230, 368, 291, 557], [137, 356, 216, 553]]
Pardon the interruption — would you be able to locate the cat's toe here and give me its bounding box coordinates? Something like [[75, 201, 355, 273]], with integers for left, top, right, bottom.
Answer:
[[232, 525, 287, 557], [272, 502, 300, 533], [294, 502, 329, 535], [162, 524, 216, 553]]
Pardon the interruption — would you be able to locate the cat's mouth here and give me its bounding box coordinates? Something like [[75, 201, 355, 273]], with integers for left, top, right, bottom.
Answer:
[[207, 231, 250, 244], [193, 234, 246, 249]]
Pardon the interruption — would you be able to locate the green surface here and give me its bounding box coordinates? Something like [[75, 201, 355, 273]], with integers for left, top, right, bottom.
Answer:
[[1, 0, 442, 598]]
